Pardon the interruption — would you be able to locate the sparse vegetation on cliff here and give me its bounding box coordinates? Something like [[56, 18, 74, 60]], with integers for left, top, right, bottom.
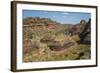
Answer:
[[23, 17, 91, 62]]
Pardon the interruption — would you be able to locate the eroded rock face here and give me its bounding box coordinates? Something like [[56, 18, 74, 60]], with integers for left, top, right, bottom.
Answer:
[[68, 19, 91, 44], [69, 20, 87, 36], [79, 19, 91, 44]]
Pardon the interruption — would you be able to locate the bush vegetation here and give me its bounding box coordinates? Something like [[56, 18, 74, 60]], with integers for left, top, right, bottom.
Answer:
[[23, 17, 91, 62]]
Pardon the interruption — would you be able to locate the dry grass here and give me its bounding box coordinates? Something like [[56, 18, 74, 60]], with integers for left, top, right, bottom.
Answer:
[[23, 23, 91, 62]]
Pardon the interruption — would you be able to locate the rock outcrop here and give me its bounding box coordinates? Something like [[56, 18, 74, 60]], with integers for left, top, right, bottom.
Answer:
[[79, 19, 91, 44]]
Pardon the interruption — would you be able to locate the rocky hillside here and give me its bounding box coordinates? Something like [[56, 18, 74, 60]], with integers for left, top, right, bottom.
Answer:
[[23, 17, 91, 44], [23, 17, 91, 62], [23, 17, 59, 26], [68, 19, 91, 44], [79, 19, 91, 44]]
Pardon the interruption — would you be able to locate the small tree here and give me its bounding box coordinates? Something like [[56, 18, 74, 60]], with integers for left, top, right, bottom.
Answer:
[[80, 20, 86, 25]]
